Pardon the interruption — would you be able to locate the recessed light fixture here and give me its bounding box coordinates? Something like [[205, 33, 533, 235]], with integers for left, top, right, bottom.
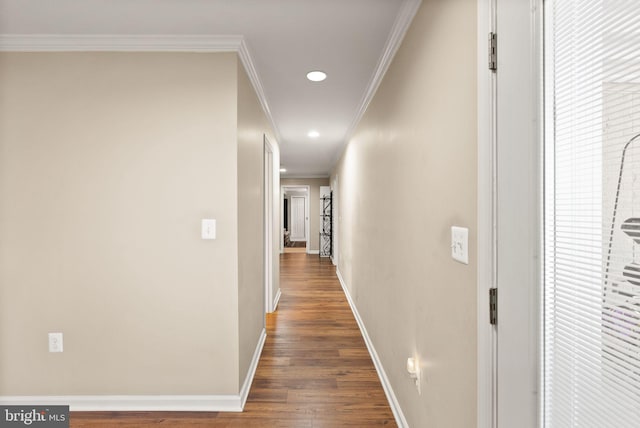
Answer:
[[307, 130, 320, 138], [306, 71, 327, 82], [280, 168, 287, 172]]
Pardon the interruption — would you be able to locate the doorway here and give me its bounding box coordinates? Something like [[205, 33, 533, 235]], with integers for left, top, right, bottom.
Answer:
[[281, 186, 310, 254]]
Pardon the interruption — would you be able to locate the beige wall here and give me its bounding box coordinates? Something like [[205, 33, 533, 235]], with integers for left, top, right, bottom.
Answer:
[[331, 0, 477, 426], [237, 60, 277, 384], [0, 51, 273, 397], [281, 178, 329, 252]]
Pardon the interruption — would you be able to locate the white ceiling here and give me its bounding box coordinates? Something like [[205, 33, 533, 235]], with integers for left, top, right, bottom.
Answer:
[[0, 0, 419, 177]]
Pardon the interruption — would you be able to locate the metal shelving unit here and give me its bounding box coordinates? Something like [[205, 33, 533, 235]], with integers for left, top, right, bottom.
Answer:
[[319, 192, 332, 258]]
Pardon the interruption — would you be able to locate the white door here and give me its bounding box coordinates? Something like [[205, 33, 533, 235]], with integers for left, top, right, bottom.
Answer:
[[493, 0, 541, 426], [290, 196, 306, 241]]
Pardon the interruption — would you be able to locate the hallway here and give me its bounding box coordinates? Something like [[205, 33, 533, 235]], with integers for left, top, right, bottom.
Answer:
[[70, 253, 396, 427]]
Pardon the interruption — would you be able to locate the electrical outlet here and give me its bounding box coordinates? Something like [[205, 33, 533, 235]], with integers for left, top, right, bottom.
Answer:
[[48, 332, 63, 353], [451, 226, 469, 264]]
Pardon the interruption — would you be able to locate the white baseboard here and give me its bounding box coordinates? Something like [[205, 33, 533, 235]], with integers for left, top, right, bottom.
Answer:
[[273, 289, 282, 311], [239, 328, 267, 409], [335, 269, 409, 428], [306, 249, 319, 255], [0, 329, 268, 413], [0, 395, 242, 412]]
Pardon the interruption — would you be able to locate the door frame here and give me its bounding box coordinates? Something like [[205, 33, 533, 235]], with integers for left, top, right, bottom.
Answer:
[[477, 0, 497, 426], [280, 185, 311, 253], [331, 175, 339, 266], [264, 135, 275, 314], [477, 0, 543, 427]]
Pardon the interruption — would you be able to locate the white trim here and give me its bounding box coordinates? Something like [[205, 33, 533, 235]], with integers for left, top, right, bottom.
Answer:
[[331, 0, 422, 167], [0, 328, 267, 412], [280, 185, 285, 253], [532, 2, 544, 424], [272, 289, 282, 311], [306, 250, 319, 255], [304, 193, 310, 251], [537, 4, 547, 424], [280, 174, 330, 179], [0, 34, 282, 147], [264, 136, 275, 314], [331, 175, 339, 267], [0, 395, 242, 412], [238, 40, 282, 144], [477, 0, 496, 427], [336, 268, 408, 428], [239, 328, 267, 409], [492, 0, 543, 425]]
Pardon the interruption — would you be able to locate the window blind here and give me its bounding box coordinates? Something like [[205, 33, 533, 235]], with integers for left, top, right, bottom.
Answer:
[[544, 1, 640, 427]]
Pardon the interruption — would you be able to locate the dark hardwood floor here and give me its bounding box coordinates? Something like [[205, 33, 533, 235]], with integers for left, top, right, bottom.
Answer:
[[71, 253, 397, 427]]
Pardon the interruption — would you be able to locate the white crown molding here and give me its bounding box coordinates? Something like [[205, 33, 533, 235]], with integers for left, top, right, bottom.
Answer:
[[336, 268, 409, 428], [0, 34, 243, 52], [331, 0, 422, 168], [237, 39, 283, 145], [0, 34, 282, 146]]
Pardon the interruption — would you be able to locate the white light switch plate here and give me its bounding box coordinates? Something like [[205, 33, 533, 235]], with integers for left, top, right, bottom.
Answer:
[[202, 219, 216, 240], [49, 332, 63, 353], [451, 226, 469, 264]]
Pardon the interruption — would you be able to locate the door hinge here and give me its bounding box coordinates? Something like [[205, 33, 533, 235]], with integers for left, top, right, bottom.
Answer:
[[489, 287, 497, 325], [488, 32, 497, 71]]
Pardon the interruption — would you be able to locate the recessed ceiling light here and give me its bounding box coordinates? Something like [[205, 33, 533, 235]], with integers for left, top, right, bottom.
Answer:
[[306, 71, 327, 82], [280, 168, 287, 172], [308, 130, 320, 138]]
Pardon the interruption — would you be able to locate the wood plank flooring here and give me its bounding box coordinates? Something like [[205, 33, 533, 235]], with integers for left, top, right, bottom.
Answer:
[[70, 253, 397, 427]]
